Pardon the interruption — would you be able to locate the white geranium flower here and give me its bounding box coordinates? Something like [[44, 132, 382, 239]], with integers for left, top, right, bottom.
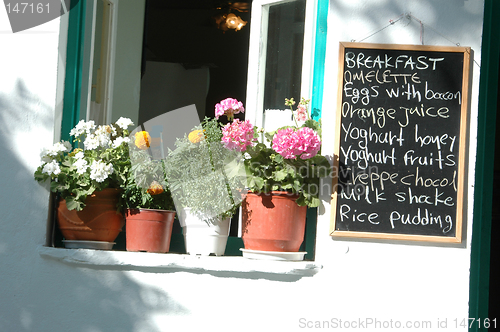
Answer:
[[84, 127, 111, 150], [73, 157, 88, 175], [70, 119, 86, 137], [84, 120, 96, 134], [112, 136, 130, 148], [97, 133, 111, 148], [115, 117, 133, 130], [42, 160, 61, 176], [90, 160, 114, 182], [93, 125, 112, 148], [62, 141, 72, 152], [40, 141, 72, 161], [74, 151, 84, 160], [40, 148, 52, 163], [50, 141, 71, 155], [70, 120, 96, 137], [84, 134, 99, 150]]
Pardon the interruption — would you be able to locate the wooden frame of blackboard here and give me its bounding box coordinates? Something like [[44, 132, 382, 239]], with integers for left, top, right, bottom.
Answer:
[[330, 42, 471, 243]]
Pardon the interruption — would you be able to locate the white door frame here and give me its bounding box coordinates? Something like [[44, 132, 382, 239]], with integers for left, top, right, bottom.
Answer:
[[82, 0, 119, 124], [245, 0, 318, 130]]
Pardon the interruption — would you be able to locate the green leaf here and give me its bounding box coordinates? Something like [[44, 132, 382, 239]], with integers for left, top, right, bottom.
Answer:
[[253, 176, 264, 190], [303, 119, 321, 137], [65, 197, 80, 211], [295, 195, 306, 206], [50, 181, 61, 192], [264, 132, 275, 142], [308, 196, 320, 207], [293, 179, 302, 191], [273, 169, 288, 182]]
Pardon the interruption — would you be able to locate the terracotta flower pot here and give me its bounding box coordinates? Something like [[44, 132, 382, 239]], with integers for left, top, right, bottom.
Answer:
[[241, 191, 307, 252], [57, 188, 124, 242], [125, 209, 176, 253]]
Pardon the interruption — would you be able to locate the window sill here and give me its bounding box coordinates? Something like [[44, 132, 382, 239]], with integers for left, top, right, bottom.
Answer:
[[37, 246, 322, 280]]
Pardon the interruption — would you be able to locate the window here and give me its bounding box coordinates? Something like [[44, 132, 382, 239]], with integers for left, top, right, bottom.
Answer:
[[245, 0, 320, 131], [51, 0, 327, 260]]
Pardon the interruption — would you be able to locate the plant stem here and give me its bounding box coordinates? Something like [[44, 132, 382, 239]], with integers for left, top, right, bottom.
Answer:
[[290, 105, 299, 127]]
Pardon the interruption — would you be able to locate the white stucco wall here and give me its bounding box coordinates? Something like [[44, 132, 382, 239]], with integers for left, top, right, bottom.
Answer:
[[0, 1, 484, 331]]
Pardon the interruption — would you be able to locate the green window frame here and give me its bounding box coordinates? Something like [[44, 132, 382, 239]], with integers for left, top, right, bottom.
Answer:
[[56, 0, 328, 259], [60, 0, 86, 143], [468, 0, 500, 330]]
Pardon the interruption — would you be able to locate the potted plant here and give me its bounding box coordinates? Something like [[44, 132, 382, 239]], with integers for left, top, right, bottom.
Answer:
[[34, 117, 134, 249], [164, 115, 247, 256], [122, 129, 176, 253], [219, 97, 331, 253]]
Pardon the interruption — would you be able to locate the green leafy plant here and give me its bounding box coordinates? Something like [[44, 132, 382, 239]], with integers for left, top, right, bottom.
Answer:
[[244, 142, 330, 207], [121, 130, 175, 211], [220, 97, 331, 207], [34, 118, 134, 211], [164, 117, 246, 224]]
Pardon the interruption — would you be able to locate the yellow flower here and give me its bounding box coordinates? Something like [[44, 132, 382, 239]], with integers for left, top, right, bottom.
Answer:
[[68, 148, 83, 157], [188, 130, 204, 143], [147, 181, 164, 195], [135, 131, 151, 150]]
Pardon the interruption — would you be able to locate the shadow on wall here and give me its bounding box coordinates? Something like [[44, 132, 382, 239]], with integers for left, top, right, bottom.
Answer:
[[0, 81, 189, 332], [7, 261, 191, 331], [331, 0, 482, 46], [36, 264, 190, 331], [0, 79, 54, 238]]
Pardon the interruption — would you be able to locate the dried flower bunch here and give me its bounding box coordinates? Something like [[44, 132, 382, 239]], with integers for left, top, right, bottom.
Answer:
[[121, 129, 174, 211], [164, 117, 246, 224]]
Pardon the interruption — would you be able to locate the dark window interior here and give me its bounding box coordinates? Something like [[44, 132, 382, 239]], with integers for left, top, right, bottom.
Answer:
[[139, 0, 251, 124], [138, 0, 252, 251]]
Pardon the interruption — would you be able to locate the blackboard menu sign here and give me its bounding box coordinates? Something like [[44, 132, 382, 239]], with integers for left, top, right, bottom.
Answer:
[[330, 42, 471, 243]]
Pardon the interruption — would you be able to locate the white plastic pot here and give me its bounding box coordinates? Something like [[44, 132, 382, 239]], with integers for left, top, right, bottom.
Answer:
[[179, 208, 231, 256]]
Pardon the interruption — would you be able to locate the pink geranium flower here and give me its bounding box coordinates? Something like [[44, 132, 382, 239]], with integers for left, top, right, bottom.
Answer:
[[272, 127, 321, 160], [215, 98, 245, 120], [295, 103, 308, 122], [271, 128, 298, 159], [294, 127, 321, 159], [221, 119, 255, 152]]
